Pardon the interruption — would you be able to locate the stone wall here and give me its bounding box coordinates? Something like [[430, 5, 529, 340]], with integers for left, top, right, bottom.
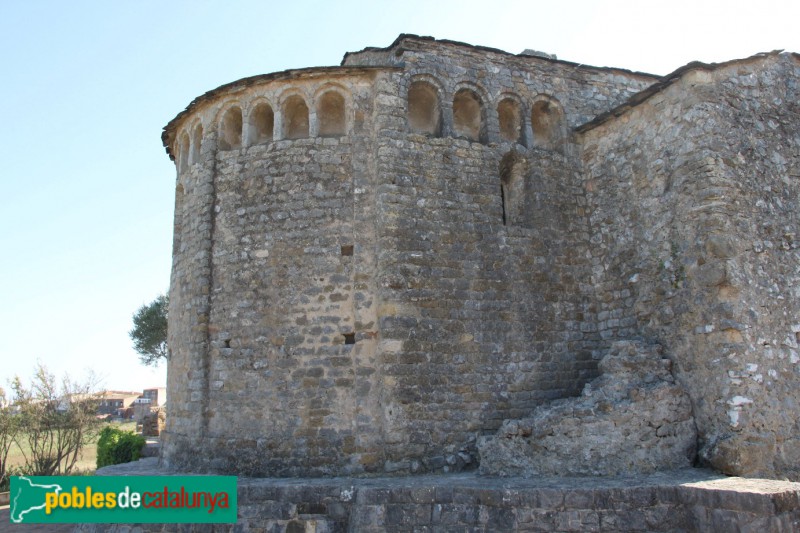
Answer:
[[161, 35, 800, 480], [479, 341, 696, 477], [161, 36, 657, 477], [344, 35, 658, 130], [87, 460, 800, 532], [372, 136, 591, 472], [581, 52, 800, 478], [344, 38, 657, 473], [163, 72, 386, 475]]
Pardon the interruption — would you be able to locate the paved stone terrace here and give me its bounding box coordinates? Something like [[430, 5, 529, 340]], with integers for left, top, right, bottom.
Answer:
[[81, 458, 800, 532]]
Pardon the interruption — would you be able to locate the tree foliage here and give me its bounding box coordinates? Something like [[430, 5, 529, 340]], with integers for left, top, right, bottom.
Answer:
[[0, 386, 20, 491], [130, 294, 169, 366], [10, 364, 101, 476]]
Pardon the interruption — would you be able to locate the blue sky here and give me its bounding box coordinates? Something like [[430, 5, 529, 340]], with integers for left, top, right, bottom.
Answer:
[[1, 0, 798, 394]]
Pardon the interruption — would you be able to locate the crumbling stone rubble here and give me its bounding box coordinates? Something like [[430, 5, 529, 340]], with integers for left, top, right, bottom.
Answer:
[[140, 408, 165, 437], [479, 341, 696, 476]]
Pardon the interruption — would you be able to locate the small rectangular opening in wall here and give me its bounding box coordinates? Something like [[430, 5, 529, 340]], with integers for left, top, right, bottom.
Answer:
[[341, 245, 354, 256], [297, 502, 327, 515], [343, 332, 356, 345]]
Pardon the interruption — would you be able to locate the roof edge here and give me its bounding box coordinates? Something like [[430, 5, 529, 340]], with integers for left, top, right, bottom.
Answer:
[[341, 33, 661, 81], [577, 50, 786, 134], [162, 65, 398, 158]]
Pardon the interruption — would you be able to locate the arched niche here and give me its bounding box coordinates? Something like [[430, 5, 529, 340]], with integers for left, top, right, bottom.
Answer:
[[178, 132, 190, 172], [248, 102, 274, 145], [407, 80, 441, 136], [283, 95, 309, 139], [317, 91, 346, 137], [500, 151, 529, 227], [218, 106, 243, 151], [498, 98, 523, 144], [190, 124, 203, 164], [531, 97, 565, 150], [453, 88, 483, 142]]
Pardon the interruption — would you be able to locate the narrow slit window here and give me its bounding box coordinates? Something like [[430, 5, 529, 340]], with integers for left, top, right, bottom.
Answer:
[[500, 152, 528, 227]]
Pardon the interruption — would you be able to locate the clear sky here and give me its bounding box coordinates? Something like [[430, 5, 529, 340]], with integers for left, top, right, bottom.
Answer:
[[1, 0, 798, 395]]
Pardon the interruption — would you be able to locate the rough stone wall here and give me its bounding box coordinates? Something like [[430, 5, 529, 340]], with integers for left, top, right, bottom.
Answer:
[[353, 41, 657, 473], [479, 341, 696, 477], [695, 54, 800, 478], [581, 53, 800, 479], [88, 461, 800, 533], [164, 73, 388, 476], [344, 36, 658, 129], [202, 137, 376, 475], [165, 126, 216, 459], [372, 135, 592, 472], [141, 408, 166, 437], [162, 36, 658, 477], [162, 35, 799, 480]]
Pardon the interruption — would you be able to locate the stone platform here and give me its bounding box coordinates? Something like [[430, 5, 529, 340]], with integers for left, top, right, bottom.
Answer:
[[82, 458, 800, 532]]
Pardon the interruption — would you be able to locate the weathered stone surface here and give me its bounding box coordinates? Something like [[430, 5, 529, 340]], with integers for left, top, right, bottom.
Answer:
[[82, 460, 800, 532], [479, 341, 696, 476], [581, 52, 800, 480], [159, 34, 800, 480], [140, 407, 165, 437]]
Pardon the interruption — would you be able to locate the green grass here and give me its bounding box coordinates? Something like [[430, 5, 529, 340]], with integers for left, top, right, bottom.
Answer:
[[5, 420, 138, 475]]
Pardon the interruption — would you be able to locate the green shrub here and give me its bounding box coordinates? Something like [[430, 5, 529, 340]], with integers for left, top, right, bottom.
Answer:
[[0, 465, 24, 492], [0, 465, 25, 492], [96, 426, 146, 468]]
